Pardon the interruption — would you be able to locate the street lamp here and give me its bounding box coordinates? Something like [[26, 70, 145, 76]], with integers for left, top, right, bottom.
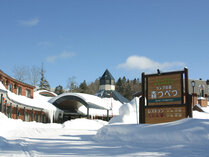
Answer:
[[191, 80, 196, 106]]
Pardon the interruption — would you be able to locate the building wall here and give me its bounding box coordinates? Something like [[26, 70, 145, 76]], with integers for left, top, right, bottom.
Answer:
[[0, 70, 35, 98], [99, 84, 115, 91], [1, 96, 49, 123], [189, 79, 209, 107], [0, 69, 62, 123]]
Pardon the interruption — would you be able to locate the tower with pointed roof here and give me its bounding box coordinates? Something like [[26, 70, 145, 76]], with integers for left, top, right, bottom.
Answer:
[[99, 69, 115, 91], [95, 69, 129, 103]]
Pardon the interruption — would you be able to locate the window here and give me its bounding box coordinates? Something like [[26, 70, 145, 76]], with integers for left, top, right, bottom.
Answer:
[[198, 85, 205, 97], [38, 115, 41, 122], [111, 80, 115, 85], [35, 114, 38, 122], [105, 80, 110, 84], [7, 106, 11, 118], [25, 113, 30, 122], [17, 87, 22, 95], [26, 89, 31, 98], [8, 83, 13, 92]]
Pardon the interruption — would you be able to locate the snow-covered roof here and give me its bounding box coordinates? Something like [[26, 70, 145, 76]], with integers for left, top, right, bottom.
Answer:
[[0, 82, 63, 122], [0, 81, 7, 92], [95, 90, 129, 103], [49, 93, 110, 110], [34, 90, 57, 101]]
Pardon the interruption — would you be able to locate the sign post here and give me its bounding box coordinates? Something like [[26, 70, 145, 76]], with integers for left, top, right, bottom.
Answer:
[[139, 68, 192, 124]]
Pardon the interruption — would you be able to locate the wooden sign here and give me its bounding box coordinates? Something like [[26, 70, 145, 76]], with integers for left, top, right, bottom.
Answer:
[[145, 105, 186, 124], [147, 73, 183, 106], [139, 68, 192, 124]]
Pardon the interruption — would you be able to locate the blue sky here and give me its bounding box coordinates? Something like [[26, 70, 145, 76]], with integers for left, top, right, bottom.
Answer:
[[0, 0, 209, 88]]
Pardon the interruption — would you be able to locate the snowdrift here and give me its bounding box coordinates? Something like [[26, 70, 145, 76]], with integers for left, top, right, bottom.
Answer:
[[0, 112, 107, 138], [109, 97, 139, 124], [63, 118, 108, 130], [96, 118, 209, 145]]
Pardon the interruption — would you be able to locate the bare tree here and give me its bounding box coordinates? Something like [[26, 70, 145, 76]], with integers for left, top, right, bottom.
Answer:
[[13, 65, 41, 86], [12, 65, 28, 82], [67, 76, 77, 92], [28, 66, 41, 86]]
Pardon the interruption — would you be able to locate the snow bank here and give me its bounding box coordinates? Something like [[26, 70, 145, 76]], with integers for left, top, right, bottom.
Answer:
[[193, 111, 209, 119], [0, 112, 107, 138], [109, 96, 209, 124], [109, 97, 139, 124], [96, 118, 209, 145], [63, 118, 108, 130], [192, 104, 209, 119], [97, 97, 209, 145], [0, 112, 7, 119], [0, 112, 23, 137], [102, 98, 123, 115]]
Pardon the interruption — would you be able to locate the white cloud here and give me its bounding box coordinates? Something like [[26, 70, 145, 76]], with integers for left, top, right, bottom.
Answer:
[[60, 51, 75, 58], [19, 17, 39, 27], [46, 55, 57, 63], [117, 55, 186, 72], [46, 51, 76, 63]]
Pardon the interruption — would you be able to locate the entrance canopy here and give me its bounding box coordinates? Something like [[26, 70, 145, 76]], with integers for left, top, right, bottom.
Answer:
[[49, 93, 110, 119]]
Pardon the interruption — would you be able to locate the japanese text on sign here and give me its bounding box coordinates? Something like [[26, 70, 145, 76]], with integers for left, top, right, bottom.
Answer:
[[147, 73, 182, 105]]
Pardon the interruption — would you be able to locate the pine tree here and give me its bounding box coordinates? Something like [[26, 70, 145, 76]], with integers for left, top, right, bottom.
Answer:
[[54, 85, 64, 95], [39, 64, 50, 90], [79, 80, 88, 93]]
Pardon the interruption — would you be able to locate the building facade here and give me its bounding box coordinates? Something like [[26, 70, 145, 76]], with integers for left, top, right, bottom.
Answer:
[[99, 69, 115, 91], [0, 69, 35, 98], [189, 79, 209, 107], [96, 69, 129, 103], [0, 69, 63, 123]]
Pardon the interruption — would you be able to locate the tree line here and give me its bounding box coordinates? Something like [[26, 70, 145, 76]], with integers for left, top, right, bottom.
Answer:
[[13, 65, 141, 100], [12, 64, 50, 90], [55, 77, 141, 100]]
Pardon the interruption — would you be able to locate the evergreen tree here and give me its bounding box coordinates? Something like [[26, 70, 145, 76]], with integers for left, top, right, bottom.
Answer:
[[79, 80, 88, 93], [115, 77, 141, 100], [116, 77, 122, 92], [124, 83, 132, 100], [39, 64, 50, 90], [54, 85, 64, 95], [87, 79, 99, 94], [116, 77, 125, 96]]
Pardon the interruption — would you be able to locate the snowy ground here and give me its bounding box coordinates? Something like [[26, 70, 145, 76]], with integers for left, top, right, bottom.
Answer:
[[1, 96, 209, 156], [1, 111, 209, 157]]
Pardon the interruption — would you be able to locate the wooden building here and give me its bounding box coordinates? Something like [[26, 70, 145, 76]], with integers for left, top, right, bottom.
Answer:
[[189, 79, 209, 107], [0, 69, 63, 123], [0, 69, 35, 98]]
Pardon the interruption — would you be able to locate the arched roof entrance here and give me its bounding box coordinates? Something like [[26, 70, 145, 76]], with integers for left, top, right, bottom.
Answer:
[[49, 93, 110, 121]]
